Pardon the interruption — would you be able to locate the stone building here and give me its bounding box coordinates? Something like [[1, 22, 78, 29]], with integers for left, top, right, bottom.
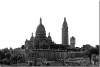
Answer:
[[24, 17, 75, 61]]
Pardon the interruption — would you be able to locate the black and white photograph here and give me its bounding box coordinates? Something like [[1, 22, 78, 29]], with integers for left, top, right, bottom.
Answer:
[[0, 0, 99, 67]]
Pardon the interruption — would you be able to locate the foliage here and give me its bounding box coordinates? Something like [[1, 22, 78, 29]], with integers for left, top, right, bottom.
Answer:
[[84, 45, 99, 64], [0, 48, 26, 65]]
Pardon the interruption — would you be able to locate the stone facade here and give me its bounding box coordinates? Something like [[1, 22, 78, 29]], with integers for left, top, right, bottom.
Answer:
[[24, 18, 76, 61]]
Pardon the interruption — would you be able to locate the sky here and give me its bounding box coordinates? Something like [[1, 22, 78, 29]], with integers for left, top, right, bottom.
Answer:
[[0, 0, 99, 49]]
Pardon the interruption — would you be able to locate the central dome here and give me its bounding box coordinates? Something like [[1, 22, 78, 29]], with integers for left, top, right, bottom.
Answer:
[[36, 18, 46, 36]]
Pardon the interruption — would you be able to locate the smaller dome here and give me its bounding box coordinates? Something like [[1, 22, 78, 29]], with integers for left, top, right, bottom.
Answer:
[[30, 33, 34, 41], [25, 39, 29, 44], [36, 18, 46, 36], [48, 32, 52, 40]]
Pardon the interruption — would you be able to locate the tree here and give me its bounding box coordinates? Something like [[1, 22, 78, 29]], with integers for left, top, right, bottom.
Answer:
[[21, 45, 25, 49], [85, 46, 99, 64], [81, 44, 93, 51], [0, 50, 5, 60]]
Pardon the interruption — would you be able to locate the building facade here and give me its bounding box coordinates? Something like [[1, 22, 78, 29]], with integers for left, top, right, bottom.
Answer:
[[24, 17, 76, 61]]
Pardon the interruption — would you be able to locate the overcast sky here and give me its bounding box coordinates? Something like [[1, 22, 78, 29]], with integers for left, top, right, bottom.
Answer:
[[0, 0, 99, 49]]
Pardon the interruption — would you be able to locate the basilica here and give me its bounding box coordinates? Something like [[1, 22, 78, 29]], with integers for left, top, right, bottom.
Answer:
[[24, 17, 76, 61]]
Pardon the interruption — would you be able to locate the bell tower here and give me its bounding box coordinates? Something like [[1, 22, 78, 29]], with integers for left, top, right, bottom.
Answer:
[[62, 17, 69, 45], [70, 36, 75, 48]]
